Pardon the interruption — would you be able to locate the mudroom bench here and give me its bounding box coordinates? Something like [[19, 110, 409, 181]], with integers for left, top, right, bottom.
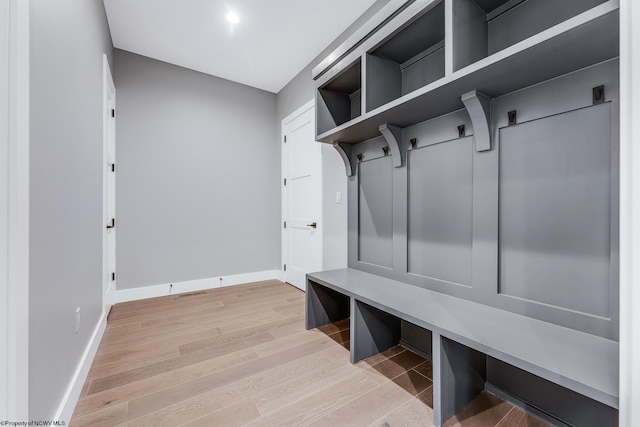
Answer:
[[306, 268, 619, 426]]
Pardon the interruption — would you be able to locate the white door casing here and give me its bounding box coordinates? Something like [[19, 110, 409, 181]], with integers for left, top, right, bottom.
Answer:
[[103, 54, 116, 314], [282, 100, 323, 291]]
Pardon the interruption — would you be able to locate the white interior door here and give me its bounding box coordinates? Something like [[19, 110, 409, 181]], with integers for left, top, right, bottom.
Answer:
[[283, 102, 322, 291], [103, 55, 116, 314]]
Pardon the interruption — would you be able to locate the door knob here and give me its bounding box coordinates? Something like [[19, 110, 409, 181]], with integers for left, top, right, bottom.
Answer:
[[307, 222, 317, 229], [106, 218, 115, 229]]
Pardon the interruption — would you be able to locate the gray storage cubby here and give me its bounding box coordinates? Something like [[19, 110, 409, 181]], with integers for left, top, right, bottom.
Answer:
[[490, 58, 619, 339], [486, 358, 618, 426], [434, 335, 618, 426], [452, 0, 609, 71], [407, 136, 473, 286], [357, 152, 394, 269], [401, 108, 478, 297], [498, 102, 613, 318], [316, 58, 362, 135], [305, 280, 350, 330], [366, 1, 445, 111]]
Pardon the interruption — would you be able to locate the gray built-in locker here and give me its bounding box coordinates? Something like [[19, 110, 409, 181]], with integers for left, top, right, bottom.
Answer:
[[311, 0, 620, 424]]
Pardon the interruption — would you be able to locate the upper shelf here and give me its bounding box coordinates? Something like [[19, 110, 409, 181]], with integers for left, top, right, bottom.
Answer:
[[315, 0, 619, 144], [317, 59, 363, 134], [366, 1, 446, 112]]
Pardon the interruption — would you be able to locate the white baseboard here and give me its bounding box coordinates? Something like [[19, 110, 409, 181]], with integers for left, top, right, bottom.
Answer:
[[54, 311, 107, 423], [275, 270, 285, 282], [112, 270, 283, 304]]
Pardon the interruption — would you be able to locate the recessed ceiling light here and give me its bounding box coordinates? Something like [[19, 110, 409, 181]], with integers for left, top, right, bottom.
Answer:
[[226, 11, 239, 24]]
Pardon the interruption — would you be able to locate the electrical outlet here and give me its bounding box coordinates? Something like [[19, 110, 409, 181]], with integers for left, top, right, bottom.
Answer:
[[75, 307, 81, 334]]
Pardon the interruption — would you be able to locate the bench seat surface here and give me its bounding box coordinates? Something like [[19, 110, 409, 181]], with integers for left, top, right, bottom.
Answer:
[[307, 268, 619, 408]]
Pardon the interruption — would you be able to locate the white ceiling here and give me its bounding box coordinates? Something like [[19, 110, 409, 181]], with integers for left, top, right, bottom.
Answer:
[[103, 0, 379, 93]]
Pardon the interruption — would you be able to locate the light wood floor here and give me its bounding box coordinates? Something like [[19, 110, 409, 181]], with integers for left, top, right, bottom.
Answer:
[[71, 280, 549, 427]]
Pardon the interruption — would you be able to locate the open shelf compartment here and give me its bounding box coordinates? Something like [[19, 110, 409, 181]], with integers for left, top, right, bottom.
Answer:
[[316, 58, 362, 136], [317, 3, 618, 144], [452, 0, 609, 71], [366, 0, 445, 112]]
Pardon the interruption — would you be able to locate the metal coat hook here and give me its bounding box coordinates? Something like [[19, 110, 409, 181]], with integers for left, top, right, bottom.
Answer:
[[593, 85, 605, 104]]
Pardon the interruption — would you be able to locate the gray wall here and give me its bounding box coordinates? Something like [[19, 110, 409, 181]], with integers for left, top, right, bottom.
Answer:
[[114, 50, 279, 289], [29, 0, 113, 418]]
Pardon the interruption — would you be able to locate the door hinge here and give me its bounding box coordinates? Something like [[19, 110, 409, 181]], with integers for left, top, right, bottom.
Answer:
[[111, 163, 115, 172], [284, 178, 287, 186], [111, 272, 116, 281], [284, 221, 287, 229], [284, 135, 287, 143], [284, 264, 287, 272], [111, 109, 115, 118]]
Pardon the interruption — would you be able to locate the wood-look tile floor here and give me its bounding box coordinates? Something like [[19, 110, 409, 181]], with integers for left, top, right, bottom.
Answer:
[[70, 280, 550, 427]]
